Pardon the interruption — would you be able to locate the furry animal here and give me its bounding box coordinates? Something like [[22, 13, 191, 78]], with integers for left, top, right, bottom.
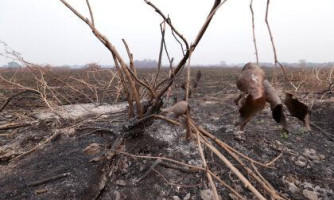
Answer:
[[161, 101, 188, 118], [235, 63, 266, 130], [235, 62, 310, 131], [263, 80, 288, 131], [236, 62, 265, 100], [284, 93, 311, 130]]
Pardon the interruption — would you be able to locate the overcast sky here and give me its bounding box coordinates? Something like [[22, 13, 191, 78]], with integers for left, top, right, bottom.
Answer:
[[1, 0, 333, 66]]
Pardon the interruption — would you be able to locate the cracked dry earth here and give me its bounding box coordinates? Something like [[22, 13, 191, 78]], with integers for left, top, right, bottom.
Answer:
[[0, 68, 334, 200]]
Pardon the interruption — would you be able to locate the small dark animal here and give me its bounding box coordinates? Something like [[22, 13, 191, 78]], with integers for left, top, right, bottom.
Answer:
[[284, 93, 311, 130]]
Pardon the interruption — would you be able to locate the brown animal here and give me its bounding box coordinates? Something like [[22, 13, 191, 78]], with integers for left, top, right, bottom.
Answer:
[[161, 101, 188, 118], [235, 63, 266, 130], [235, 63, 310, 131], [263, 80, 288, 131], [236, 62, 265, 100], [284, 93, 311, 130], [236, 94, 266, 130]]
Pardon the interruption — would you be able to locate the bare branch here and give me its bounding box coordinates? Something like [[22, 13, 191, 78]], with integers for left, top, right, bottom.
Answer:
[[0, 74, 54, 110], [85, 0, 95, 27], [60, 0, 92, 27], [195, 129, 219, 200], [123, 61, 157, 98], [265, 0, 288, 79], [11, 132, 60, 161], [250, 0, 259, 64], [60, 0, 143, 117], [134, 114, 181, 127], [195, 123, 286, 200], [154, 21, 166, 87], [121, 39, 136, 76], [162, 25, 173, 67], [0, 90, 39, 113], [153, 0, 228, 102], [200, 135, 267, 200], [143, 0, 189, 50], [192, 0, 227, 47], [112, 54, 135, 118], [171, 28, 185, 56]]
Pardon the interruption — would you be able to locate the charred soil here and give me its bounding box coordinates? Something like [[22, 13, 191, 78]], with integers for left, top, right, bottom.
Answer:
[[0, 67, 333, 200]]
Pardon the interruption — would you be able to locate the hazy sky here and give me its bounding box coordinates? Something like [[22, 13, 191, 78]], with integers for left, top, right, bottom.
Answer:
[[1, 0, 333, 66]]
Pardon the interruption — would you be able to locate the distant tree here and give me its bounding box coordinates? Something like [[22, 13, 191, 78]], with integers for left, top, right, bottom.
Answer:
[[134, 59, 158, 68], [7, 61, 21, 68], [220, 61, 227, 67], [298, 59, 307, 68], [85, 62, 101, 71]]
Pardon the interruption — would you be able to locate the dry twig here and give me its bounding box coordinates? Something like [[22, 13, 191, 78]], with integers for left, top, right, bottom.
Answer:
[[0, 90, 39, 112], [0, 121, 35, 131], [311, 122, 334, 141], [136, 157, 162, 183], [195, 129, 219, 200], [27, 172, 71, 187], [153, 21, 166, 87], [250, 0, 259, 64], [199, 135, 267, 200], [60, 0, 143, 117], [10, 132, 60, 162]]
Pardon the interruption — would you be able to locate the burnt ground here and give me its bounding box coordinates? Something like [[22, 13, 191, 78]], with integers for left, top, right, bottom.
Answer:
[[0, 68, 334, 200]]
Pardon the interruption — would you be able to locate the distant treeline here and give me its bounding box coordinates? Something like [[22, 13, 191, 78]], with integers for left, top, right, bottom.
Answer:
[[1, 60, 333, 69]]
